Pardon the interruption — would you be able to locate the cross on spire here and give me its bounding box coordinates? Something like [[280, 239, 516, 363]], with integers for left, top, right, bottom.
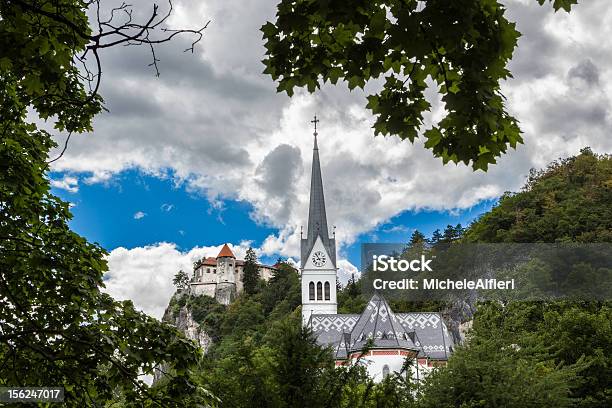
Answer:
[[311, 114, 319, 136]]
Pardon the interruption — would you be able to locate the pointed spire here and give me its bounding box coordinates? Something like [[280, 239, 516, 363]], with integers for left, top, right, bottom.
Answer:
[[301, 115, 336, 268], [307, 115, 329, 245]]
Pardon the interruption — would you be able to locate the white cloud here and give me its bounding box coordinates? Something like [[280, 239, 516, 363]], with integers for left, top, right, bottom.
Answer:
[[31, 0, 612, 325], [46, 0, 612, 261], [104, 241, 357, 318], [133, 211, 146, 220], [337, 258, 360, 286], [50, 175, 79, 193], [160, 203, 174, 212], [104, 242, 251, 318], [382, 225, 412, 234]]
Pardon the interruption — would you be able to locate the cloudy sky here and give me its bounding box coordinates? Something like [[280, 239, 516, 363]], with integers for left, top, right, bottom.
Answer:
[[48, 0, 612, 318]]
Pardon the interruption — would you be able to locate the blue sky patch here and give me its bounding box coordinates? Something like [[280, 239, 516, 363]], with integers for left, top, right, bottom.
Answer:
[[49, 169, 276, 252], [50, 169, 496, 266]]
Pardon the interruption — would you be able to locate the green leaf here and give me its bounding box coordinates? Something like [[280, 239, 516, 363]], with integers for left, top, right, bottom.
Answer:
[[369, 9, 386, 37], [424, 128, 442, 148], [328, 67, 343, 84], [261, 22, 277, 37]]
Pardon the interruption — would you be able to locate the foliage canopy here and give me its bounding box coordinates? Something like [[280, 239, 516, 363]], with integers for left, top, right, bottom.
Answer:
[[1, 0, 211, 406], [262, 0, 578, 170]]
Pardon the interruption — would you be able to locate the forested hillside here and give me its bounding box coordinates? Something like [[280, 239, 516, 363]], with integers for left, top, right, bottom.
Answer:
[[161, 263, 416, 408], [159, 149, 611, 407], [465, 148, 612, 243], [420, 149, 611, 408]]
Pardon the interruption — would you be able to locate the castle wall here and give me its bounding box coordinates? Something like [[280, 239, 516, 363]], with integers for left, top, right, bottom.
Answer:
[[234, 266, 243, 293], [190, 282, 216, 298], [260, 266, 276, 281], [193, 265, 218, 284], [190, 258, 276, 303]]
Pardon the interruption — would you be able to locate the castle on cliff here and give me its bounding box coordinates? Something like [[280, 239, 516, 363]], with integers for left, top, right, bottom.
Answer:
[[189, 244, 277, 305]]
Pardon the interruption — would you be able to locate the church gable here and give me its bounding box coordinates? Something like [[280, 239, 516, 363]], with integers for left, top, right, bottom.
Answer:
[[348, 294, 417, 352], [303, 235, 334, 269], [301, 235, 336, 269]]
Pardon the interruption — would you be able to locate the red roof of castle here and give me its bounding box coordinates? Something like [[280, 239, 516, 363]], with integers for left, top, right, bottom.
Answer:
[[217, 243, 235, 258], [202, 257, 217, 266]]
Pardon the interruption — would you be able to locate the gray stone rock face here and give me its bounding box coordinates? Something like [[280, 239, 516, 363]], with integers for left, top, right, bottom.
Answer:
[[173, 305, 213, 352], [440, 299, 476, 345], [214, 283, 236, 306], [162, 293, 213, 353], [153, 292, 213, 383]]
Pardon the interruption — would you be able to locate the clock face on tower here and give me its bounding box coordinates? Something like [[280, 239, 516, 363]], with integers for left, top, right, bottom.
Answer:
[[311, 251, 327, 267]]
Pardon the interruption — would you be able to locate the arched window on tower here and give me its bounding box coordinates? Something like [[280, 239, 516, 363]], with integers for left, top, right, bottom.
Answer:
[[382, 365, 390, 379], [317, 282, 323, 300], [324, 282, 330, 300], [309, 282, 315, 301]]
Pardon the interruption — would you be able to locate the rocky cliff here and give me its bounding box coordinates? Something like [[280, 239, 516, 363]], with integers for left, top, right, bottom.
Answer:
[[162, 292, 212, 353], [153, 291, 214, 383]]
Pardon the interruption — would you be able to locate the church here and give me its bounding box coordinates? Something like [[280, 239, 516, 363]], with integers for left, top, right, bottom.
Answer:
[[300, 118, 454, 381]]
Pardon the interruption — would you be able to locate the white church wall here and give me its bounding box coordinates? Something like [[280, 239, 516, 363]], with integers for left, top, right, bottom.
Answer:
[[350, 351, 433, 383], [413, 359, 436, 380], [356, 352, 408, 383], [301, 236, 337, 325], [301, 270, 337, 325], [301, 271, 337, 303]]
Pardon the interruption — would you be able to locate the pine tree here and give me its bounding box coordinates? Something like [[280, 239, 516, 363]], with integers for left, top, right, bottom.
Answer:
[[429, 229, 443, 246], [453, 223, 465, 239], [243, 247, 260, 295], [173, 269, 190, 290], [347, 274, 360, 298], [408, 230, 426, 247], [441, 223, 464, 243], [442, 224, 455, 242]]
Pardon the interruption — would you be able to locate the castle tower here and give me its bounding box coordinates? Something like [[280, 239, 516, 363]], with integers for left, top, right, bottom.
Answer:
[[215, 243, 236, 305], [301, 116, 337, 325]]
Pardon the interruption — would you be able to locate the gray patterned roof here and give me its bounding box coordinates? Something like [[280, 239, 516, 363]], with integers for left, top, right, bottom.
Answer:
[[348, 294, 418, 352], [308, 294, 454, 360], [301, 134, 336, 267]]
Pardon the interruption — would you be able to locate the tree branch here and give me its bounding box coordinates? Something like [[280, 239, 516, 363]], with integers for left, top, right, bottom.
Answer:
[[12, 0, 209, 162]]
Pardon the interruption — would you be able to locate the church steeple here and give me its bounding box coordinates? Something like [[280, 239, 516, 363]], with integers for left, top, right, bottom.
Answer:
[[307, 116, 329, 244], [301, 115, 338, 325], [301, 115, 335, 268]]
